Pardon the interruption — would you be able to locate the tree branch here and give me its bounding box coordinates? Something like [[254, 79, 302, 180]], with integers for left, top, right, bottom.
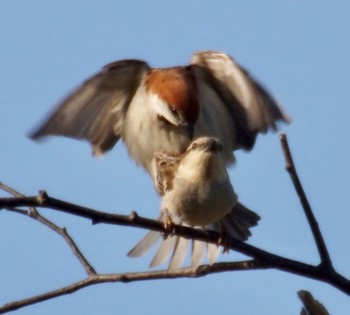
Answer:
[[279, 134, 333, 271], [0, 260, 260, 314], [0, 182, 96, 276], [0, 190, 349, 295], [0, 133, 349, 314]]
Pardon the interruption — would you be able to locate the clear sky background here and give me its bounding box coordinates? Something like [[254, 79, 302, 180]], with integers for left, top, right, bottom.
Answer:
[[1, 1, 349, 314]]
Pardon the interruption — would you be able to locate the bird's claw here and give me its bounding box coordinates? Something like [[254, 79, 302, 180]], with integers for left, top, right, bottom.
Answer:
[[218, 230, 231, 254], [162, 209, 175, 240]]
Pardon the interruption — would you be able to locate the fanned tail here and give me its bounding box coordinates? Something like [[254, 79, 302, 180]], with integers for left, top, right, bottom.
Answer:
[[127, 203, 260, 270], [217, 202, 260, 241]]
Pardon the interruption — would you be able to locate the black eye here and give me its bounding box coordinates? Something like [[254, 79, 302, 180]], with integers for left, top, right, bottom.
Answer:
[[191, 142, 198, 150], [171, 106, 178, 116]]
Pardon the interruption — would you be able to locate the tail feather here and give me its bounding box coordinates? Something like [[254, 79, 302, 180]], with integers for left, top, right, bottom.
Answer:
[[150, 235, 177, 267], [127, 213, 164, 258], [127, 203, 260, 269], [232, 202, 261, 226], [218, 202, 260, 241], [207, 242, 221, 264], [168, 237, 189, 270], [221, 214, 252, 240], [127, 230, 160, 257], [191, 240, 206, 268]]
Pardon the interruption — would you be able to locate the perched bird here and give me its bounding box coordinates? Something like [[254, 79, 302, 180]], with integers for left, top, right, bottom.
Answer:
[[30, 50, 289, 268], [30, 50, 289, 184], [128, 137, 260, 269]]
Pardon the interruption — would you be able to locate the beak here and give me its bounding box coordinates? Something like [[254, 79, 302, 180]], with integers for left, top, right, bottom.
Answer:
[[184, 122, 195, 139], [204, 138, 222, 152]]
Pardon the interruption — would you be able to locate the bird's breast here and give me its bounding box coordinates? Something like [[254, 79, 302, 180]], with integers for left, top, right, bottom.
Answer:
[[162, 177, 237, 226], [122, 84, 191, 177]]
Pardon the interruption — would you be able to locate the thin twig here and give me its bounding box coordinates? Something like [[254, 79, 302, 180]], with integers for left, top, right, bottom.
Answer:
[[0, 182, 23, 197], [30, 212, 97, 275], [279, 134, 333, 271], [0, 133, 349, 314], [0, 191, 349, 295], [0, 260, 274, 314], [1, 182, 96, 276]]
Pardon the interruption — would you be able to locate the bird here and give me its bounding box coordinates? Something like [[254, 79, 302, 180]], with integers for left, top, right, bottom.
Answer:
[[30, 50, 289, 268], [30, 50, 290, 185], [128, 137, 260, 270]]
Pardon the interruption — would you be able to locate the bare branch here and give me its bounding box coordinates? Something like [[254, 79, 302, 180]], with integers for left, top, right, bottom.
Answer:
[[0, 133, 349, 314], [30, 212, 97, 276], [0, 182, 23, 197], [1, 183, 96, 276], [0, 260, 263, 314], [0, 190, 349, 295], [3, 207, 29, 215], [279, 134, 333, 270]]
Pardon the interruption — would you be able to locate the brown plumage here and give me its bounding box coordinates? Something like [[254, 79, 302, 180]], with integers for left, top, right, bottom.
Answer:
[[146, 67, 200, 125], [30, 50, 290, 180], [128, 137, 261, 269], [29, 50, 289, 268]]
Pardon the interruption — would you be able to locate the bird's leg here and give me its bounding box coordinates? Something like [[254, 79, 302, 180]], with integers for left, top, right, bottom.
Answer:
[[162, 208, 175, 240], [218, 222, 231, 254]]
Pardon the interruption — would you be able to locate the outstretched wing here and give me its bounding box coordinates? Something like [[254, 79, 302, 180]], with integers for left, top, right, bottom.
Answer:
[[191, 50, 290, 152], [30, 59, 150, 156]]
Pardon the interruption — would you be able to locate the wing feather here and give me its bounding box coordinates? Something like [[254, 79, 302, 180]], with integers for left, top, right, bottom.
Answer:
[[154, 151, 181, 196], [217, 202, 261, 241], [30, 59, 150, 155], [191, 50, 290, 151]]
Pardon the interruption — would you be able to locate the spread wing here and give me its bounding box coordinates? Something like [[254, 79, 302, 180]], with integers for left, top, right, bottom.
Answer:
[[30, 59, 150, 156], [154, 151, 181, 196], [191, 50, 290, 151]]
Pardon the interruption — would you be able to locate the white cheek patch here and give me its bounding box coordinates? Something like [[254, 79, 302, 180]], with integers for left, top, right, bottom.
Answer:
[[148, 92, 178, 126]]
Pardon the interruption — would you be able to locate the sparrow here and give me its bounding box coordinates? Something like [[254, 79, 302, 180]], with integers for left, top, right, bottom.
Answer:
[[128, 137, 260, 270], [30, 51, 288, 268], [30, 50, 289, 183]]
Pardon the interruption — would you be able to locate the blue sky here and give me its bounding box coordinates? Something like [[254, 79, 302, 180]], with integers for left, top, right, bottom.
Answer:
[[1, 1, 349, 314]]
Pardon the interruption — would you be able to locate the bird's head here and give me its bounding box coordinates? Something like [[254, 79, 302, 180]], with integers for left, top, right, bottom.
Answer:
[[146, 67, 199, 138], [177, 137, 227, 182], [186, 137, 223, 154]]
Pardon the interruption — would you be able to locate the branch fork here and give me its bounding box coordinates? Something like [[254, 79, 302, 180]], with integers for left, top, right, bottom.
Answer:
[[0, 134, 348, 314]]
